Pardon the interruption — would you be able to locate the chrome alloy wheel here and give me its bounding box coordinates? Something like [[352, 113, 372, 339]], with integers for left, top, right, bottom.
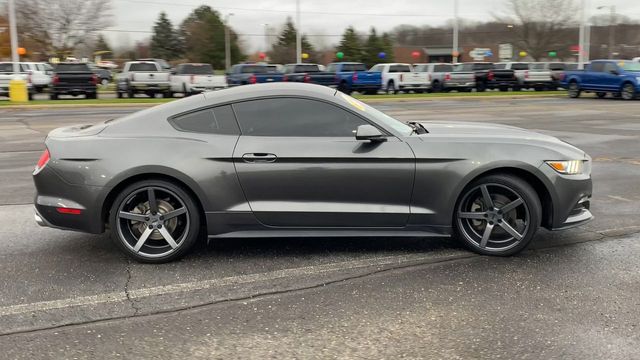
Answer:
[[116, 186, 190, 258], [456, 183, 530, 252]]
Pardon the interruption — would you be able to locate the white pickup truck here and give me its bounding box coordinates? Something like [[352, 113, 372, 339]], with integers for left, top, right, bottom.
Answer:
[[169, 63, 226, 96], [370, 63, 431, 94], [495, 62, 554, 91], [117, 61, 171, 98], [0, 62, 35, 100]]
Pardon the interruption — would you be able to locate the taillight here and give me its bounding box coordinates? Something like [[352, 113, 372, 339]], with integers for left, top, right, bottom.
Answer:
[[283, 75, 288, 82], [33, 148, 50, 175], [91, 74, 98, 85], [249, 74, 257, 84], [444, 73, 451, 81], [352, 72, 358, 82], [190, 75, 195, 84], [487, 70, 495, 81], [559, 72, 566, 81], [524, 70, 529, 79], [303, 73, 311, 83], [400, 74, 404, 82], [52, 75, 59, 85]]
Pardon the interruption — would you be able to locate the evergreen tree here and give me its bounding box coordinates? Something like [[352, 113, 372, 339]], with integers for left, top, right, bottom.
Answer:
[[150, 12, 181, 60], [363, 27, 385, 67], [269, 17, 315, 64], [381, 32, 395, 63], [336, 26, 363, 62], [94, 34, 112, 54], [179, 6, 244, 69]]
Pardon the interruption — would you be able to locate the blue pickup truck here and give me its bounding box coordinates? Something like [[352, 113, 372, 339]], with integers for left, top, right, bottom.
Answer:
[[226, 64, 284, 86], [562, 59, 640, 100], [326, 62, 381, 95]]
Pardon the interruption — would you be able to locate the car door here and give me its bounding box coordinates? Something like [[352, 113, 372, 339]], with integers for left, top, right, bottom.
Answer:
[[601, 62, 622, 91], [232, 97, 415, 228], [585, 62, 604, 90]]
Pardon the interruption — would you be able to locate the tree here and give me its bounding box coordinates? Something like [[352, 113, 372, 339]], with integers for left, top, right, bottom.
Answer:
[[94, 34, 112, 54], [268, 17, 315, 64], [381, 32, 395, 63], [336, 26, 364, 62], [363, 28, 390, 67], [150, 12, 181, 60], [497, 0, 579, 60], [16, 0, 113, 57], [179, 6, 243, 69]]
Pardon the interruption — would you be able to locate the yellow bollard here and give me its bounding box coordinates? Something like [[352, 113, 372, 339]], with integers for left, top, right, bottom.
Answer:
[[9, 77, 28, 102]]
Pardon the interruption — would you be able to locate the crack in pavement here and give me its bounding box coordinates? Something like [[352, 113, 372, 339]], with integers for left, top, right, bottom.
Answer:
[[123, 258, 140, 316]]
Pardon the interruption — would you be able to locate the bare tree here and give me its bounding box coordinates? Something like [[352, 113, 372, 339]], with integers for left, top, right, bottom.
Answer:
[[497, 0, 579, 60], [16, 0, 113, 57]]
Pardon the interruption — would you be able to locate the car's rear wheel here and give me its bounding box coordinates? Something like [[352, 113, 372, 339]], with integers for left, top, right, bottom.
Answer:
[[454, 174, 541, 256], [109, 180, 201, 263], [568, 81, 580, 98]]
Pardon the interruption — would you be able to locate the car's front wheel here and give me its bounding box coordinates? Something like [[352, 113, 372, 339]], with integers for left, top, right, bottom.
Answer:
[[568, 81, 581, 98], [454, 174, 541, 256], [109, 180, 201, 263], [620, 83, 636, 100]]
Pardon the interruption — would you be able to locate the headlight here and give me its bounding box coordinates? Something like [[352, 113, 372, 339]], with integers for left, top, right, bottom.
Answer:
[[546, 160, 586, 175]]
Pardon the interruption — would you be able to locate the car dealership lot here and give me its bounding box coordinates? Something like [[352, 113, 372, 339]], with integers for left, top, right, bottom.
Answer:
[[1, 97, 639, 358]]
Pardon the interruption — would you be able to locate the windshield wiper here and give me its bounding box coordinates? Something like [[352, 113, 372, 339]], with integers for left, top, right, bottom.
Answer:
[[406, 121, 428, 134]]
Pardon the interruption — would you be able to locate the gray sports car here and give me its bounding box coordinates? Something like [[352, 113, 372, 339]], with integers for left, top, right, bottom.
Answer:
[[33, 83, 593, 262]]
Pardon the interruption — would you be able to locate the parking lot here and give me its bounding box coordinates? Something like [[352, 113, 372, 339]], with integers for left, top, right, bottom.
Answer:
[[1, 97, 639, 358]]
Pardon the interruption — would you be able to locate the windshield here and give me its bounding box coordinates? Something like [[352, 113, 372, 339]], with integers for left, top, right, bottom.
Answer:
[[337, 92, 412, 136], [620, 61, 640, 72]]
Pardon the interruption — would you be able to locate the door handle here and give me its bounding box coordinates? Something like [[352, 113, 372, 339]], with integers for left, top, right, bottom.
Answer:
[[242, 153, 277, 163]]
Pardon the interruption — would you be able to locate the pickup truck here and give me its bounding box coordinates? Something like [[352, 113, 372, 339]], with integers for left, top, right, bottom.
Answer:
[[226, 64, 284, 86], [326, 62, 381, 95], [528, 62, 567, 89], [50, 62, 98, 100], [116, 61, 171, 98], [413, 63, 475, 92], [282, 63, 336, 87], [369, 63, 431, 94], [0, 62, 35, 100], [455, 62, 517, 91], [170, 63, 227, 96], [562, 59, 640, 100], [495, 62, 553, 90]]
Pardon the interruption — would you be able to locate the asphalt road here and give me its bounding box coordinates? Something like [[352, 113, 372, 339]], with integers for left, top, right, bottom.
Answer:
[[0, 97, 639, 359]]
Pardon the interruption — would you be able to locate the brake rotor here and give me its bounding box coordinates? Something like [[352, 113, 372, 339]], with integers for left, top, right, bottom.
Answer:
[[130, 199, 178, 241]]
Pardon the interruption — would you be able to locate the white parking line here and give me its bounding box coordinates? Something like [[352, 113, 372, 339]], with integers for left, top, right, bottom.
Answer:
[[0, 252, 466, 317]]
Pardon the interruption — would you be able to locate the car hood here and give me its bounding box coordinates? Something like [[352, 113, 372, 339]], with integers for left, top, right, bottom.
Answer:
[[416, 121, 587, 158]]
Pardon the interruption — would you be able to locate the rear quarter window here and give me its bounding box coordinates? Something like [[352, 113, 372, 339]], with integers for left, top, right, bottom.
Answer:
[[170, 105, 240, 135], [129, 63, 159, 72]]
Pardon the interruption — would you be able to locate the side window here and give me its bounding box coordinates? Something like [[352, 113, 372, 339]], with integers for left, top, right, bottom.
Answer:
[[590, 62, 605, 72], [602, 62, 618, 73], [327, 64, 336, 72], [233, 98, 368, 137], [170, 105, 240, 135], [494, 63, 506, 69]]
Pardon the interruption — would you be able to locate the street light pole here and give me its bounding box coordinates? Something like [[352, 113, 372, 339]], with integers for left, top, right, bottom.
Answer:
[[8, 0, 19, 74], [224, 13, 234, 71], [579, 0, 586, 68], [295, 0, 301, 63], [452, 0, 459, 63], [597, 5, 616, 59]]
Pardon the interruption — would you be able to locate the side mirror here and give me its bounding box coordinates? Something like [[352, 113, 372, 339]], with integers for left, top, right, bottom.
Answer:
[[355, 125, 386, 142], [610, 69, 619, 75]]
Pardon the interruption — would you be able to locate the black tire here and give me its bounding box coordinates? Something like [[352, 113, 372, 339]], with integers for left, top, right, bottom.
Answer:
[[620, 83, 636, 100], [476, 81, 487, 92], [534, 86, 544, 92], [109, 179, 201, 263], [127, 88, 134, 98], [363, 90, 378, 95], [49, 93, 58, 100], [86, 92, 97, 99], [596, 92, 607, 99], [35, 86, 44, 94], [28, 92, 34, 101], [567, 81, 581, 98], [432, 80, 442, 93], [499, 86, 509, 92], [117, 91, 123, 99], [386, 80, 398, 95], [454, 174, 541, 256]]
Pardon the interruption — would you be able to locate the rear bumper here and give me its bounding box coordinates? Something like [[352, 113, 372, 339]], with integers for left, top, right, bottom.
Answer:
[[444, 81, 475, 89], [130, 83, 170, 92], [487, 80, 518, 88], [52, 85, 96, 94], [399, 83, 431, 90], [351, 84, 381, 91]]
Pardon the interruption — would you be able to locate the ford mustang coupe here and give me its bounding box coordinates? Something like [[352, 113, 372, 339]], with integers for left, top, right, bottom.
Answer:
[[33, 83, 593, 262]]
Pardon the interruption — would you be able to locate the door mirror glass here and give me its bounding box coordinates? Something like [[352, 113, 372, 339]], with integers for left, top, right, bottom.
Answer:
[[355, 125, 386, 142], [610, 69, 619, 75]]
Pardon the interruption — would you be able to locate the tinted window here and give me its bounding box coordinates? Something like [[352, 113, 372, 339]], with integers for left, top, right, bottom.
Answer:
[[473, 63, 493, 70], [548, 63, 565, 70], [530, 63, 545, 70], [342, 63, 366, 72], [129, 63, 158, 72], [434, 64, 452, 72], [394, 64, 411, 72], [241, 65, 267, 74], [412, 64, 428, 72], [293, 64, 320, 72], [511, 63, 529, 70], [233, 98, 368, 137], [602, 62, 618, 73], [171, 105, 240, 135], [494, 63, 506, 69], [0, 63, 14, 72], [178, 64, 213, 75], [590, 62, 605, 72], [55, 63, 91, 72]]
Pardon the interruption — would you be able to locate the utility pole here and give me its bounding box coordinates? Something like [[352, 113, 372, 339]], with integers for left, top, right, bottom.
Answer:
[[8, 0, 19, 74], [578, 0, 586, 68], [452, 0, 459, 63], [224, 13, 234, 71], [295, 0, 301, 63]]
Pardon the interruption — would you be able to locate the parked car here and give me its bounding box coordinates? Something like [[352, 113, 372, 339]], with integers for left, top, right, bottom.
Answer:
[[226, 64, 284, 86], [137, 58, 171, 71], [370, 63, 431, 94], [22, 62, 52, 93], [495, 62, 553, 90], [455, 62, 517, 91], [529, 62, 568, 89], [50, 62, 98, 100], [170, 63, 227, 96], [32, 82, 593, 262], [562, 59, 640, 100], [116, 61, 171, 98], [0, 62, 35, 100], [91, 67, 112, 86], [282, 63, 336, 87], [327, 62, 382, 95], [413, 63, 475, 92]]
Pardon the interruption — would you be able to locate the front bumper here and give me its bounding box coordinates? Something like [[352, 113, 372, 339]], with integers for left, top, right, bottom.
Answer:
[[538, 163, 594, 230]]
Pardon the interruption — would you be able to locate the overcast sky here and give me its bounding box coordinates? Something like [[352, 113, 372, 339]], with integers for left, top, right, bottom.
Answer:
[[107, 0, 640, 52]]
